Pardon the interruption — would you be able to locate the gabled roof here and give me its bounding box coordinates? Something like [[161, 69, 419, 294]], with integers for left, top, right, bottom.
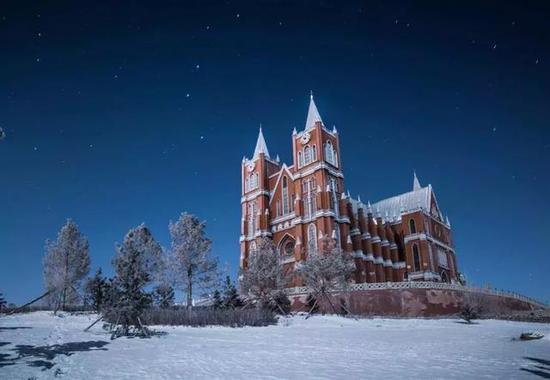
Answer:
[[304, 94, 323, 131], [252, 127, 270, 159]]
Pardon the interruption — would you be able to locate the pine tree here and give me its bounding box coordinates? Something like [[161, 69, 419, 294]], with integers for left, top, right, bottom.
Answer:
[[221, 276, 243, 309], [168, 213, 218, 310], [84, 268, 107, 312], [154, 284, 175, 308], [0, 292, 7, 311], [43, 219, 90, 310], [212, 290, 223, 309], [108, 224, 161, 336], [240, 237, 289, 308]]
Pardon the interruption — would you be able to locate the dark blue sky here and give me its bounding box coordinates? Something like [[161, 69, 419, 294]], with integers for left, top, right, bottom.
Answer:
[[1, 1, 549, 304]]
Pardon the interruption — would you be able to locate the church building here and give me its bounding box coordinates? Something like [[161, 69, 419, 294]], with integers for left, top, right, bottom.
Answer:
[[240, 95, 459, 284]]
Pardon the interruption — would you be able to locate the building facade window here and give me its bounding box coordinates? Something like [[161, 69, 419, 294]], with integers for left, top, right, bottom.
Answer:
[[308, 223, 317, 252], [412, 244, 421, 272], [312, 145, 317, 162], [304, 146, 312, 165], [325, 141, 334, 165], [245, 172, 259, 192], [409, 219, 416, 234], [298, 151, 303, 168], [247, 202, 257, 237], [282, 176, 290, 215], [303, 177, 317, 218], [276, 200, 281, 217]]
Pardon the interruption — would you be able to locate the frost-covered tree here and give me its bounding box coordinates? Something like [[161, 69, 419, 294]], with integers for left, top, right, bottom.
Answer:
[[43, 219, 90, 310], [84, 268, 108, 312], [212, 290, 223, 309], [0, 292, 6, 311], [108, 224, 161, 335], [240, 237, 289, 308], [296, 235, 355, 314], [153, 284, 175, 308], [168, 213, 218, 310]]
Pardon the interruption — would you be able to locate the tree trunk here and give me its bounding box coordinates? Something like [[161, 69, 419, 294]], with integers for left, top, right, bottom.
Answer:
[[186, 268, 193, 310]]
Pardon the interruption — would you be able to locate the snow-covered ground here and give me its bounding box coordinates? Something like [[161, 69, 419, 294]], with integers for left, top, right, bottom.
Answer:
[[1, 312, 549, 379]]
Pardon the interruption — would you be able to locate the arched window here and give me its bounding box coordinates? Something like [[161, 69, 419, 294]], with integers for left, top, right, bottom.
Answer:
[[413, 244, 421, 272], [308, 224, 317, 252], [441, 271, 449, 283], [249, 241, 257, 253], [325, 141, 335, 165], [312, 145, 317, 162], [304, 146, 311, 165], [282, 176, 289, 215], [298, 151, 303, 168], [247, 202, 257, 236], [409, 219, 416, 234]]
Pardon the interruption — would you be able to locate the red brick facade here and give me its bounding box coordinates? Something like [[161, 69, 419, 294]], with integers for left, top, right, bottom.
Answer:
[[240, 95, 459, 284]]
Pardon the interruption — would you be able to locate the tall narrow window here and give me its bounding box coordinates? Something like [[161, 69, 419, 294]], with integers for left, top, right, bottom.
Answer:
[[413, 244, 421, 272], [303, 178, 316, 218], [329, 177, 339, 215], [325, 141, 335, 165], [248, 202, 256, 237], [308, 224, 317, 252], [312, 145, 317, 162], [249, 241, 257, 253], [304, 146, 311, 165], [298, 151, 303, 168], [282, 176, 289, 215], [276, 200, 281, 217], [409, 219, 416, 234]]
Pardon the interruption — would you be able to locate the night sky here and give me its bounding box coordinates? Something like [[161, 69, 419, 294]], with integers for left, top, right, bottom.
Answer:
[[1, 1, 549, 304]]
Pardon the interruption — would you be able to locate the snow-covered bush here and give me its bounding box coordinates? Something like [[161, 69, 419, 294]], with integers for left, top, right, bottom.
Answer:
[[140, 307, 276, 327]]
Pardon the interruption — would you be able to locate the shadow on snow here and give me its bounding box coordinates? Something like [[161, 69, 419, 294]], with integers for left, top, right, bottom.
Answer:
[[521, 357, 550, 379]]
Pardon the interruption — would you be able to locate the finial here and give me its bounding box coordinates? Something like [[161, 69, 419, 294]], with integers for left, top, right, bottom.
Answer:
[[275, 154, 280, 162], [358, 195, 362, 203], [332, 125, 337, 134], [310, 90, 313, 99], [292, 127, 297, 135]]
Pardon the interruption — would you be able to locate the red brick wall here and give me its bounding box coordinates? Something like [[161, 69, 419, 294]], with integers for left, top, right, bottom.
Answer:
[[290, 288, 539, 317]]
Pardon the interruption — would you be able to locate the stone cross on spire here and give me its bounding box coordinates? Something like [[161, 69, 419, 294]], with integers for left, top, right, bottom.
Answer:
[[305, 91, 323, 130], [253, 125, 270, 159]]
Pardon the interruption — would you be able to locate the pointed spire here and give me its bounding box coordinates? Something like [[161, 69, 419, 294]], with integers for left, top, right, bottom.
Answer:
[[332, 125, 337, 134], [292, 127, 297, 135], [357, 195, 362, 203], [275, 154, 280, 163], [253, 126, 270, 159], [446, 215, 451, 227], [413, 170, 421, 191], [305, 92, 323, 130]]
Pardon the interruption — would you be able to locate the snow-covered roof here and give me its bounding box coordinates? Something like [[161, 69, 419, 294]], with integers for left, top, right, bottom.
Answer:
[[252, 127, 270, 159], [372, 186, 432, 217], [305, 94, 323, 130], [349, 185, 436, 221]]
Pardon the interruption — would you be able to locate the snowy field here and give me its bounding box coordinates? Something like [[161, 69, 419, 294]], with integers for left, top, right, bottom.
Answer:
[[1, 312, 549, 379]]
